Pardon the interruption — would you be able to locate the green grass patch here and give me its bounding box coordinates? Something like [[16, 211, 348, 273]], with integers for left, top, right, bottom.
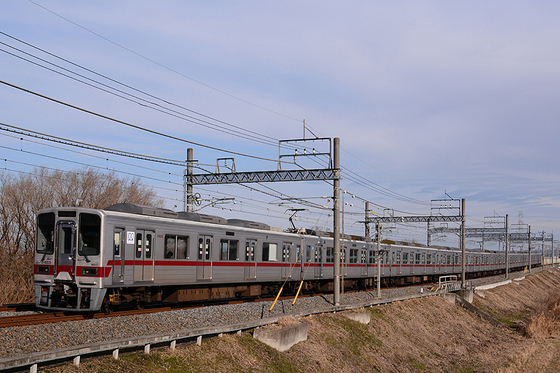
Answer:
[[409, 358, 426, 371]]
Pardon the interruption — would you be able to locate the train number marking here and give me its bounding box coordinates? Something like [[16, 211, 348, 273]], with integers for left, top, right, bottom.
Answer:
[[127, 231, 135, 244]]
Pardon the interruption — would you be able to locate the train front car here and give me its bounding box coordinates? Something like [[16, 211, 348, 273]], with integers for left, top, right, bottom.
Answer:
[[34, 208, 106, 311]]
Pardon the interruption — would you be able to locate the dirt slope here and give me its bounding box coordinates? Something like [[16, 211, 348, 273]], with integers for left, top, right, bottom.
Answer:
[[46, 268, 560, 373]]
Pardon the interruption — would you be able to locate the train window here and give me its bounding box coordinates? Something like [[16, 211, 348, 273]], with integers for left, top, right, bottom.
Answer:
[[165, 236, 176, 259], [78, 213, 101, 256], [421, 254, 425, 264], [114, 232, 121, 256], [145, 234, 153, 259], [245, 241, 256, 262], [37, 212, 55, 254], [326, 247, 333, 263], [426, 254, 431, 265], [306, 246, 313, 263], [262, 242, 278, 262], [282, 243, 292, 262], [177, 236, 189, 259], [369, 251, 376, 264], [198, 238, 211, 260], [396, 252, 401, 264], [315, 247, 322, 263], [415, 253, 421, 265], [220, 240, 227, 260], [220, 239, 239, 261], [164, 235, 189, 259], [402, 253, 408, 264], [455, 256, 459, 265], [296, 245, 301, 263], [350, 249, 358, 264], [361, 250, 367, 264], [136, 233, 142, 258], [59, 225, 73, 255]]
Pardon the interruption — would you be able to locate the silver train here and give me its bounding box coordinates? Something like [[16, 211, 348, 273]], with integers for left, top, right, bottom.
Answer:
[[34, 203, 540, 312]]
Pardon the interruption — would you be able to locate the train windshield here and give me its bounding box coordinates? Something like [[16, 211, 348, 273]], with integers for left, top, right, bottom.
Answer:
[[78, 213, 101, 256], [36, 212, 55, 254]]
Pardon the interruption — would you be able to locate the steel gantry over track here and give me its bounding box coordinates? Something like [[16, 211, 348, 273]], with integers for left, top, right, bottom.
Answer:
[[184, 137, 346, 306], [365, 198, 468, 286], [430, 218, 554, 276]]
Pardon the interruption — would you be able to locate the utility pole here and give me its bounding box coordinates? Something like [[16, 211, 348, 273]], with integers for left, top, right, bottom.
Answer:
[[186, 148, 194, 212], [542, 231, 545, 268], [365, 201, 370, 239], [427, 218, 431, 247], [461, 198, 466, 287], [377, 223, 382, 298], [528, 225, 532, 273], [333, 138, 341, 306], [553, 233, 555, 267], [505, 214, 509, 279]]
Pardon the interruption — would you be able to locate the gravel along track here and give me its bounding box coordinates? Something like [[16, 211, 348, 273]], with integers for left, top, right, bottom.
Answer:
[[0, 269, 536, 359]]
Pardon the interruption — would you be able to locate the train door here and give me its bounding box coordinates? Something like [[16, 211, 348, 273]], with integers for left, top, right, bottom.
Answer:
[[296, 244, 303, 280], [314, 244, 323, 278], [112, 228, 125, 284], [361, 248, 368, 276], [134, 230, 154, 282], [343, 245, 349, 277], [245, 239, 257, 279], [56, 221, 76, 279], [197, 235, 213, 280], [281, 242, 292, 279]]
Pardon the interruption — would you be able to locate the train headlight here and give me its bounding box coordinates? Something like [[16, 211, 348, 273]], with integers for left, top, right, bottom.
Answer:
[[81, 268, 98, 276], [40, 287, 49, 305]]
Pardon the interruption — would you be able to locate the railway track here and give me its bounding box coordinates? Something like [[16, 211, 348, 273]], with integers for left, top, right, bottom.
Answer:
[[0, 306, 178, 329], [0, 288, 343, 329], [0, 303, 36, 313], [0, 278, 450, 329]]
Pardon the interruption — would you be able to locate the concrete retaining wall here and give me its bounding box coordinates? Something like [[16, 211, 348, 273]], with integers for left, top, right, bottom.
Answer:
[[253, 322, 309, 352], [342, 311, 371, 324]]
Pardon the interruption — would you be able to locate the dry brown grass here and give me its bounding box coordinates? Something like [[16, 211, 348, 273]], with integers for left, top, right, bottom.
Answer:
[[524, 296, 560, 339]]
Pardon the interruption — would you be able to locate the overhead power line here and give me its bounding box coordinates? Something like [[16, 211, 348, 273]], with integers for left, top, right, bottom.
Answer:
[[0, 28, 433, 211], [0, 36, 282, 147], [26, 0, 303, 122], [0, 79, 282, 163]]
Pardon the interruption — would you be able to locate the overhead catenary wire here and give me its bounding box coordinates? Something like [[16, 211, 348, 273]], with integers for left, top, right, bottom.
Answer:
[[0, 31, 285, 144], [26, 0, 303, 123], [0, 122, 334, 217], [0, 43, 280, 147], [0, 35, 458, 229], [1, 30, 432, 211], [0, 79, 285, 164], [1, 31, 431, 212]]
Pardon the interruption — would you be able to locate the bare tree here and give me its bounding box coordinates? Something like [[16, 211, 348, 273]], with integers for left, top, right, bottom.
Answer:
[[0, 167, 164, 304]]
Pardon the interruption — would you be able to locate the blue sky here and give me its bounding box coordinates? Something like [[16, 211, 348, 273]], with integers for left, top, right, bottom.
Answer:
[[1, 1, 559, 248]]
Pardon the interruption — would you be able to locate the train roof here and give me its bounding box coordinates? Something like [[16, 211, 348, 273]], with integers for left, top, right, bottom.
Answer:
[[104, 203, 268, 230]]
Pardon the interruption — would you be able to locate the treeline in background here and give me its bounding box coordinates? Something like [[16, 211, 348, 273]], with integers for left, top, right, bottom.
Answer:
[[0, 167, 162, 304]]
